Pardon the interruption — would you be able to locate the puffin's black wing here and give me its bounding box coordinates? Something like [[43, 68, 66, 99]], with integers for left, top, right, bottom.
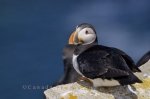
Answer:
[[137, 51, 150, 67], [77, 45, 142, 85], [110, 47, 141, 72], [77, 45, 130, 78]]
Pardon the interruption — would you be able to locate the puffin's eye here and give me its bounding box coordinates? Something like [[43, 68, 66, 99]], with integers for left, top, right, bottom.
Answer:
[[85, 30, 88, 34]]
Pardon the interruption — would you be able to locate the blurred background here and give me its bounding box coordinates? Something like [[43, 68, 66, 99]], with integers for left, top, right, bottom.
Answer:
[[0, 0, 150, 99]]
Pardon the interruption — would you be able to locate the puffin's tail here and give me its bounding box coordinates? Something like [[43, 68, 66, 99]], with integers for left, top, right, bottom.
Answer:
[[136, 51, 150, 67]]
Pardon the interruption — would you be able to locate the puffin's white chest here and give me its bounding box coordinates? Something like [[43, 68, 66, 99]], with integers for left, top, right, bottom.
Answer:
[[72, 54, 83, 76]]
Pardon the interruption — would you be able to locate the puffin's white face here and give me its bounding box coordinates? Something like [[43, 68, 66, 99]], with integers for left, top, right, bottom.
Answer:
[[69, 27, 96, 45], [77, 27, 96, 45]]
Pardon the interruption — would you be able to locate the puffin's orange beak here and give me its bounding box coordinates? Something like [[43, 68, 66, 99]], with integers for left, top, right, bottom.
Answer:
[[68, 31, 77, 44]]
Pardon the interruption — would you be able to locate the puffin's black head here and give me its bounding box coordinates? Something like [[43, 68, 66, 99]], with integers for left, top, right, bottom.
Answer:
[[69, 23, 98, 45]]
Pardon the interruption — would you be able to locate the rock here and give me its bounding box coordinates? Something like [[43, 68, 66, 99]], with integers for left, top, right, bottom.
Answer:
[[44, 61, 150, 99], [44, 77, 150, 99], [135, 60, 150, 79]]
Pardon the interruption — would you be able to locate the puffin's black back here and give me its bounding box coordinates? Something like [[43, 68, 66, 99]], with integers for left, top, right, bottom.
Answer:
[[76, 45, 142, 85], [110, 47, 141, 72]]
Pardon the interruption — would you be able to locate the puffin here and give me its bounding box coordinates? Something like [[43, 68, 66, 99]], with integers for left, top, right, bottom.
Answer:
[[137, 51, 150, 67], [70, 23, 142, 87]]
